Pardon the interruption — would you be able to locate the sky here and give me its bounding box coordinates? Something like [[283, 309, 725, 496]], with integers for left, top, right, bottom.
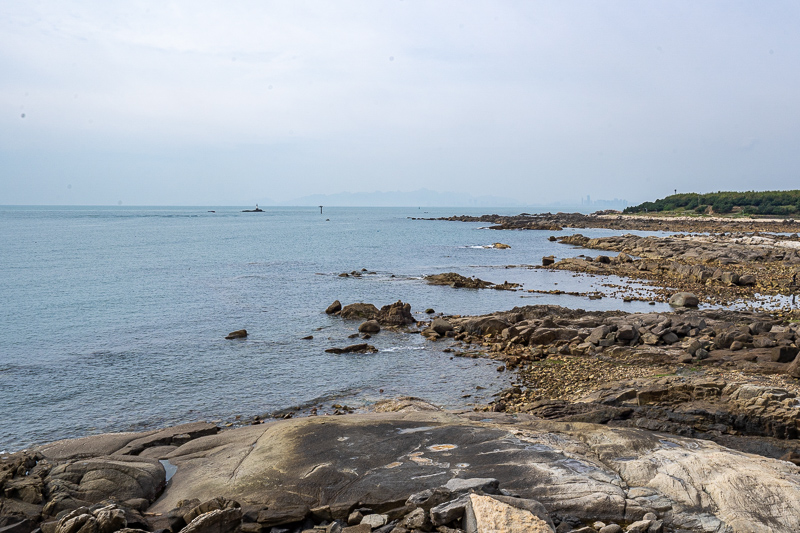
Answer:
[[2, 1, 799, 206]]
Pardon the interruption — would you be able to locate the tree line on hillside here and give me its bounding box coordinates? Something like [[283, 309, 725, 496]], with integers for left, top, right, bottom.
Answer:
[[624, 190, 800, 216]]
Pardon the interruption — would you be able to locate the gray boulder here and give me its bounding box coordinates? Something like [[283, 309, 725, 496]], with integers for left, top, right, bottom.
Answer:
[[430, 495, 470, 526], [463, 494, 554, 533], [668, 292, 699, 307], [738, 274, 757, 286]]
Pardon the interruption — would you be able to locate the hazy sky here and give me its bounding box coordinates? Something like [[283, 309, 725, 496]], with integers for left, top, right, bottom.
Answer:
[[2, 1, 799, 205]]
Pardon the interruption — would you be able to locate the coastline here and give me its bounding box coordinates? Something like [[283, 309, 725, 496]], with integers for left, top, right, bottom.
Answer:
[[4, 210, 800, 532]]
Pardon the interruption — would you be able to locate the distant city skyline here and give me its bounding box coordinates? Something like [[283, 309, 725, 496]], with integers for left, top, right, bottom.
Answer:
[[3, 2, 799, 206]]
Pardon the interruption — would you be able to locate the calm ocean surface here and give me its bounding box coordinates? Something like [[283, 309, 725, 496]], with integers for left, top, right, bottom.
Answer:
[[0, 206, 671, 451]]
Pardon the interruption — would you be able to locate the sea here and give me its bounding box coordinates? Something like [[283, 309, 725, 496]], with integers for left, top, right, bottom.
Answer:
[[0, 206, 673, 452]]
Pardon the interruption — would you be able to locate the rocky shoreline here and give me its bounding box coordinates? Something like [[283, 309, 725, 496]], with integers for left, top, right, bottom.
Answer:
[[7, 300, 800, 533], [5, 212, 800, 533], [415, 212, 800, 234], [543, 232, 800, 309]]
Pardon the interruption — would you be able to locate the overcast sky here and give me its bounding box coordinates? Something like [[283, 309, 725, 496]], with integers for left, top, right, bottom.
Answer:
[[2, 1, 799, 206]]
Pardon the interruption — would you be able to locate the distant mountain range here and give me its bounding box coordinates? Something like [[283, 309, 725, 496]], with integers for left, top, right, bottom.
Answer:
[[258, 189, 626, 209]]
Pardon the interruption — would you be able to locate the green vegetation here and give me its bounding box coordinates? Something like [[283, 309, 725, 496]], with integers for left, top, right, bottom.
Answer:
[[625, 190, 800, 216]]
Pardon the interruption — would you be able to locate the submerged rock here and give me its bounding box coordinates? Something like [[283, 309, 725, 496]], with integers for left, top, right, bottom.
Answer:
[[324, 343, 378, 354], [425, 273, 494, 289], [224, 329, 247, 340]]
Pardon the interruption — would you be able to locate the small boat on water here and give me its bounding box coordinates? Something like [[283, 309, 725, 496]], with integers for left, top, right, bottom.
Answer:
[[242, 204, 264, 212]]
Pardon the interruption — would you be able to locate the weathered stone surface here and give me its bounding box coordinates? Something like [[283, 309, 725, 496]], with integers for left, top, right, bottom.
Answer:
[[787, 353, 800, 378], [375, 301, 415, 327], [179, 508, 242, 533], [44, 457, 165, 512], [625, 520, 651, 533], [463, 494, 553, 533], [483, 494, 554, 530], [339, 303, 380, 320], [253, 494, 309, 527], [53, 504, 127, 533], [115, 423, 218, 456], [429, 495, 469, 526], [325, 301, 342, 314], [340, 525, 370, 533], [443, 478, 499, 495], [182, 497, 240, 525], [359, 514, 386, 528], [668, 292, 699, 308], [129, 410, 800, 531]]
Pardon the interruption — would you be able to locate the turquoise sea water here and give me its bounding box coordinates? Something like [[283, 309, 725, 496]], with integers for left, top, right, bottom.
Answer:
[[0, 206, 670, 451]]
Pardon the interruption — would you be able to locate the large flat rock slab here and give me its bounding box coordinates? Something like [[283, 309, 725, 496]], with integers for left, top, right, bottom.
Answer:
[[137, 411, 800, 532]]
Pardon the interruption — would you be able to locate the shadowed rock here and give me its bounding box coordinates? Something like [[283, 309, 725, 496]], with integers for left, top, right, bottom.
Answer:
[[224, 330, 247, 340]]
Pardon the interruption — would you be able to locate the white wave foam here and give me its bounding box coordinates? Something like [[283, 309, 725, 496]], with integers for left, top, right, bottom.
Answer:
[[381, 346, 428, 353]]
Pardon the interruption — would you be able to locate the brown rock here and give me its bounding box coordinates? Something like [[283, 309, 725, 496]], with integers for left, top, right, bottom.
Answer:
[[179, 508, 242, 533], [431, 318, 454, 336], [341, 525, 370, 533], [425, 273, 493, 289], [339, 303, 379, 320], [324, 344, 378, 354], [358, 320, 381, 334], [376, 301, 415, 326]]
